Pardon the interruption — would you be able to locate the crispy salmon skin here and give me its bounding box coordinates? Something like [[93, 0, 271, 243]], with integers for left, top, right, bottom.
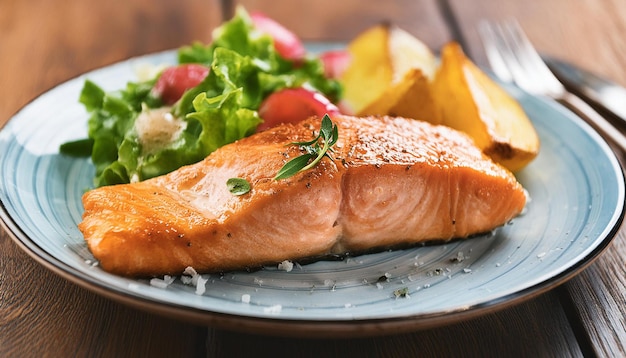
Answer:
[[79, 115, 526, 277]]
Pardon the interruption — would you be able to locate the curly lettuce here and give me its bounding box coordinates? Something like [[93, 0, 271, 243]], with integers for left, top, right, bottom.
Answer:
[[61, 7, 341, 187]]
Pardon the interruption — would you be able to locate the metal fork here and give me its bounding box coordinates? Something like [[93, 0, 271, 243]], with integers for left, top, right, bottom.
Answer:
[[478, 19, 626, 152]]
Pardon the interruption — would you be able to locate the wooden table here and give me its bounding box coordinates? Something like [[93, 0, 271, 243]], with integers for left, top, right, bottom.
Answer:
[[1, 0, 625, 356]]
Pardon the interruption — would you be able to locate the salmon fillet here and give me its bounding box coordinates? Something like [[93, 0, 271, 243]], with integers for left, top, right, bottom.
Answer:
[[79, 115, 527, 277]]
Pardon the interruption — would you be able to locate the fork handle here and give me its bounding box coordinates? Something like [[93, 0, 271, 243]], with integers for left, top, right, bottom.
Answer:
[[558, 92, 626, 153]]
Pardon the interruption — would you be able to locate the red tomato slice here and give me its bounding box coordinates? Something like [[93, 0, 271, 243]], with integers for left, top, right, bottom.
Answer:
[[319, 50, 352, 79], [153, 64, 209, 105], [250, 11, 306, 61], [257, 88, 340, 132]]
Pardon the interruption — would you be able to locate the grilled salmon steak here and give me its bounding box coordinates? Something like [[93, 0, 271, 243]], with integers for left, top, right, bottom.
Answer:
[[79, 115, 527, 277]]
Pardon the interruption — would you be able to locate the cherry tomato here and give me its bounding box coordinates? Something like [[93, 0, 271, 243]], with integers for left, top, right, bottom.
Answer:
[[250, 11, 306, 61], [319, 50, 352, 79], [257, 88, 340, 132], [153, 64, 209, 105]]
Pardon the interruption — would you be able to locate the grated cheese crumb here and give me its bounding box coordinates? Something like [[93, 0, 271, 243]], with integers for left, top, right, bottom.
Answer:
[[451, 251, 466, 262], [149, 275, 175, 289], [149, 278, 169, 289], [277, 260, 294, 272], [181, 266, 207, 295], [195, 276, 208, 295], [183, 266, 198, 277], [263, 305, 282, 314]]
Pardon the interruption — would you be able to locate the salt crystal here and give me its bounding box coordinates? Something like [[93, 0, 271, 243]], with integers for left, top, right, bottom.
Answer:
[[264, 305, 282, 314], [195, 276, 208, 295], [150, 278, 169, 289], [149, 275, 175, 289], [182, 266, 200, 285], [278, 260, 294, 272]]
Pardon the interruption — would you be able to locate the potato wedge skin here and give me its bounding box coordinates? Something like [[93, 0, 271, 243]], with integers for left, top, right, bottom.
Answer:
[[431, 42, 540, 172]]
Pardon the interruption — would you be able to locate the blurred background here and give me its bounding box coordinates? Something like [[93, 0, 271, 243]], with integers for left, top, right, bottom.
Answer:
[[3, 0, 625, 126]]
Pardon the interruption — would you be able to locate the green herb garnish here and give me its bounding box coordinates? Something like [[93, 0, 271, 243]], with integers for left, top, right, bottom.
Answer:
[[393, 287, 410, 299], [274, 114, 339, 180], [226, 177, 251, 195], [59, 138, 94, 157]]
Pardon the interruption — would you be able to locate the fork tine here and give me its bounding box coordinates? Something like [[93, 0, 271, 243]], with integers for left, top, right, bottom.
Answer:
[[491, 21, 542, 94], [500, 20, 564, 95], [478, 21, 513, 83], [479, 20, 535, 93]]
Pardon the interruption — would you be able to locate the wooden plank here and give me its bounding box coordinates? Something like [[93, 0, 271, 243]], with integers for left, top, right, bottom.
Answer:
[[231, 0, 451, 47], [0, 0, 220, 124], [563, 235, 626, 356], [208, 292, 583, 357], [446, 0, 626, 86], [0, 231, 208, 357]]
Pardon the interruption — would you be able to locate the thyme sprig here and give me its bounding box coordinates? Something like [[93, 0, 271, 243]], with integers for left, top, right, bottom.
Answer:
[[274, 114, 339, 180]]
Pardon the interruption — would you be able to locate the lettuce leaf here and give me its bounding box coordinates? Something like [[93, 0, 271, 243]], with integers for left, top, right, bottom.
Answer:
[[178, 7, 341, 102], [62, 7, 340, 187]]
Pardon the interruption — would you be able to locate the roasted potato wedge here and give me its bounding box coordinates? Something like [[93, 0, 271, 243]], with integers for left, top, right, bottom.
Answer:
[[431, 42, 540, 172], [340, 23, 437, 114], [340, 22, 540, 172], [358, 68, 440, 123]]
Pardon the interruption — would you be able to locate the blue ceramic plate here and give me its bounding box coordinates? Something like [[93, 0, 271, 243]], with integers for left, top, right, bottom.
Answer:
[[0, 50, 624, 336]]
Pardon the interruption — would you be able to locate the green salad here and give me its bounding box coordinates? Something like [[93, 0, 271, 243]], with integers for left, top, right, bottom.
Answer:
[[61, 7, 341, 187]]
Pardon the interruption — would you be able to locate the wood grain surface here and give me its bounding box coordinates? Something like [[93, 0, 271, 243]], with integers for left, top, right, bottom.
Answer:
[[1, 0, 625, 356]]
